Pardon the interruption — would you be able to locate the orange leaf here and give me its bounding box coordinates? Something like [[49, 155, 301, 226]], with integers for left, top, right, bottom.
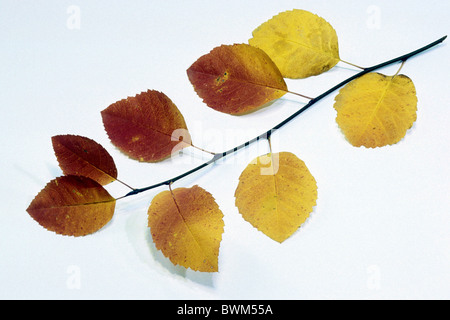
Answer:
[[148, 185, 224, 272], [27, 175, 116, 236], [52, 134, 117, 185], [187, 43, 288, 115], [101, 90, 191, 162]]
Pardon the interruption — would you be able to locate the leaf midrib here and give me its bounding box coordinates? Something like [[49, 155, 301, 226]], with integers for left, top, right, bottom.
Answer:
[[58, 143, 116, 182], [358, 77, 395, 143], [257, 35, 339, 61], [102, 111, 192, 149], [188, 68, 287, 94], [169, 190, 214, 267], [29, 199, 116, 210]]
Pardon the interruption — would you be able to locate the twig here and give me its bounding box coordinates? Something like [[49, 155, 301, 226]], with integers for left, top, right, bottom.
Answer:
[[119, 35, 447, 200]]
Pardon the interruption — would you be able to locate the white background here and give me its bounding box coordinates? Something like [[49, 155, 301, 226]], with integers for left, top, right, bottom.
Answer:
[[1, 0, 449, 300]]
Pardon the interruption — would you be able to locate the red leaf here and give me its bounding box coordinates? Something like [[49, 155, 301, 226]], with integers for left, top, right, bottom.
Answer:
[[101, 90, 191, 162], [52, 134, 117, 185]]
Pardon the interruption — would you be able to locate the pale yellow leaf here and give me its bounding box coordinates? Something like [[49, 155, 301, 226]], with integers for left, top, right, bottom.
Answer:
[[249, 9, 340, 79]]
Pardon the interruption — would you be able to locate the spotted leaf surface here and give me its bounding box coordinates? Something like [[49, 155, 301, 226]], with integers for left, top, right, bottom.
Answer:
[[101, 90, 191, 162], [148, 185, 224, 272], [334, 72, 418, 148], [235, 152, 318, 243], [249, 9, 340, 78], [187, 43, 287, 115], [52, 134, 117, 185], [27, 175, 116, 236]]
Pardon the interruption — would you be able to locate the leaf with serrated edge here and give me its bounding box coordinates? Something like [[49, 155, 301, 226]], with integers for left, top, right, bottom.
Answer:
[[148, 185, 224, 272], [52, 134, 117, 185], [187, 43, 287, 115], [235, 152, 318, 243], [27, 175, 116, 236], [334, 72, 418, 148], [101, 90, 191, 162], [249, 9, 340, 79]]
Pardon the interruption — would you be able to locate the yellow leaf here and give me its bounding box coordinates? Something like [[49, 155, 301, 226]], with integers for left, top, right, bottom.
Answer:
[[334, 72, 418, 148], [148, 185, 224, 272], [249, 9, 340, 79], [235, 152, 318, 243]]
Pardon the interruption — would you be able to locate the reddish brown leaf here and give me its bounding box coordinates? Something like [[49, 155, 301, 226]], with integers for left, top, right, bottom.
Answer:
[[187, 43, 288, 115], [101, 90, 191, 162], [52, 134, 117, 185], [27, 175, 116, 237]]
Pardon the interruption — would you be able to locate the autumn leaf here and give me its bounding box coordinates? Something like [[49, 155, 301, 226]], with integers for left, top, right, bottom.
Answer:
[[148, 185, 224, 272], [334, 72, 418, 148], [101, 90, 191, 162], [52, 134, 117, 185], [249, 9, 340, 79], [187, 43, 287, 115], [27, 175, 116, 236], [235, 152, 317, 243]]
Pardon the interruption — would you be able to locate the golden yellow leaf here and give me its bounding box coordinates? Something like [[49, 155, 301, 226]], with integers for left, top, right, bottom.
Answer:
[[334, 72, 418, 148], [249, 9, 340, 79], [148, 185, 224, 272], [235, 152, 318, 243]]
